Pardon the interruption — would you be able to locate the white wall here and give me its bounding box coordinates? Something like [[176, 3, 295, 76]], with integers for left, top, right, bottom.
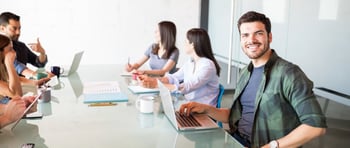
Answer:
[[2, 0, 200, 69], [208, 0, 350, 95]]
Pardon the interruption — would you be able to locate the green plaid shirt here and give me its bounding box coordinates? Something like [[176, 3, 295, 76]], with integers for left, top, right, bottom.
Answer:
[[229, 50, 327, 148]]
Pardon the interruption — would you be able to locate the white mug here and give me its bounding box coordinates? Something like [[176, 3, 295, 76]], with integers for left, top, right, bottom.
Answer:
[[136, 96, 154, 113]]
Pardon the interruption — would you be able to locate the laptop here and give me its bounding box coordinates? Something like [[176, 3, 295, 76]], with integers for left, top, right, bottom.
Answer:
[[9, 92, 42, 130], [157, 80, 219, 131], [61, 51, 84, 77]]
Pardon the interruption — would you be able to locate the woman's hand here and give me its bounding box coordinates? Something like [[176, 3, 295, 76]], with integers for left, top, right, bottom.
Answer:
[[125, 63, 134, 72], [138, 75, 157, 88], [22, 95, 38, 114], [3, 97, 26, 124]]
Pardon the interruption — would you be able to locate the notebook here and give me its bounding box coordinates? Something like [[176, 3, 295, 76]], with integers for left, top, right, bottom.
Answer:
[[9, 92, 42, 130], [61, 51, 84, 77], [83, 81, 128, 103], [128, 85, 159, 94], [157, 80, 219, 131]]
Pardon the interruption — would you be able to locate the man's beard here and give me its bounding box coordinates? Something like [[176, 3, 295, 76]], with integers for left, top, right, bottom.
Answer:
[[11, 35, 19, 41]]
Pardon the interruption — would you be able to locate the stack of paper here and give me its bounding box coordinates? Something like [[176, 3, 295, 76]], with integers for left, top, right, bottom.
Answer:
[[83, 81, 128, 103], [128, 85, 159, 94]]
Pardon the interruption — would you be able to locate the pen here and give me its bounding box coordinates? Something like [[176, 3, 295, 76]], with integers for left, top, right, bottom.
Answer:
[[88, 102, 117, 107], [128, 57, 130, 65]]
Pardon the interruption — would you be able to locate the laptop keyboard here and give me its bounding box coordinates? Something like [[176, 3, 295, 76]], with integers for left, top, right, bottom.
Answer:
[[175, 111, 201, 127]]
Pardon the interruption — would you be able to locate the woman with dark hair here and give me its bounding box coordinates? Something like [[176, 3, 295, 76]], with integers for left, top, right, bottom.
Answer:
[[0, 34, 36, 129], [125, 21, 179, 76], [0, 34, 22, 97], [139, 28, 221, 106]]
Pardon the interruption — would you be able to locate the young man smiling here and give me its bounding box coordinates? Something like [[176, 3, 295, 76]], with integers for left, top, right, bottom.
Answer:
[[179, 11, 327, 148]]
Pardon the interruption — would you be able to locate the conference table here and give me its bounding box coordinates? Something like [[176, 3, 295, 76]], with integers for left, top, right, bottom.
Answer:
[[0, 64, 242, 148]]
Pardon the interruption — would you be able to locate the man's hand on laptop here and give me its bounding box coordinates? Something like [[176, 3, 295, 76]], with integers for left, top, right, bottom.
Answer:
[[179, 102, 209, 116]]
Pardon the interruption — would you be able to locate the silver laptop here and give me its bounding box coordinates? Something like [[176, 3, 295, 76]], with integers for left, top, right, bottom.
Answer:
[[157, 80, 219, 131], [61, 51, 84, 77], [9, 92, 42, 130]]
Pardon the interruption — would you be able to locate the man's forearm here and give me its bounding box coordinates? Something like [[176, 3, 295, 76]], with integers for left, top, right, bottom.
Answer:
[[262, 124, 326, 148]]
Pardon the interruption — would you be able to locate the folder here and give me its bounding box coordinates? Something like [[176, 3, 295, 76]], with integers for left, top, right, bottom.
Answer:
[[83, 81, 128, 103], [83, 92, 128, 103]]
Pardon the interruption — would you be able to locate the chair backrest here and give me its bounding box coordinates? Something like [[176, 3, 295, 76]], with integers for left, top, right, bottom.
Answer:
[[217, 84, 225, 108], [217, 84, 225, 128]]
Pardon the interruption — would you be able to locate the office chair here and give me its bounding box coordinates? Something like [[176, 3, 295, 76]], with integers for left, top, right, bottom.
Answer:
[[217, 84, 225, 128]]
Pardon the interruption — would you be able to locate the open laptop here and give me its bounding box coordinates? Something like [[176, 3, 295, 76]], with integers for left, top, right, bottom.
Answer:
[[9, 92, 42, 130], [61, 51, 84, 77], [157, 80, 219, 131]]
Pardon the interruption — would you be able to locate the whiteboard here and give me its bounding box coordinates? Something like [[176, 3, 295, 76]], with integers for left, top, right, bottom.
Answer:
[[208, 0, 350, 95]]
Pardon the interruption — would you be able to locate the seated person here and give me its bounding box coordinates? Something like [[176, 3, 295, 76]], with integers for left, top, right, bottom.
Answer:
[[0, 34, 38, 125], [139, 28, 221, 107], [0, 12, 48, 78], [179, 11, 326, 148], [0, 95, 36, 129], [125, 21, 179, 76]]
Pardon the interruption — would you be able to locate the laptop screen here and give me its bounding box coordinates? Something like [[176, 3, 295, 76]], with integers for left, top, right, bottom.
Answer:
[[157, 80, 178, 128]]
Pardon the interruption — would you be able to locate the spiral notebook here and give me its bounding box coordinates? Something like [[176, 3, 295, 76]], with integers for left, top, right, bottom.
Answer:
[[83, 81, 128, 103]]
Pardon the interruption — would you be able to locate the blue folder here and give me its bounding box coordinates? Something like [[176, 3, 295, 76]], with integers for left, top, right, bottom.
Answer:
[[83, 92, 128, 103]]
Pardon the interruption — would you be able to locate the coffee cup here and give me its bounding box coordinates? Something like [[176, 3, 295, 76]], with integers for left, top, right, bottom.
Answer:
[[38, 87, 51, 103], [136, 95, 154, 113], [50, 66, 64, 78]]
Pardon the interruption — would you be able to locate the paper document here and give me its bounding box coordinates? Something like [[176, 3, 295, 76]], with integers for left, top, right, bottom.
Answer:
[[120, 71, 133, 77], [128, 85, 159, 94], [83, 81, 128, 103]]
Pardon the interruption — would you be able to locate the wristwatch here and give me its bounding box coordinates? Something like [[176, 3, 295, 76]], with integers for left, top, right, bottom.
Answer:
[[269, 140, 279, 148]]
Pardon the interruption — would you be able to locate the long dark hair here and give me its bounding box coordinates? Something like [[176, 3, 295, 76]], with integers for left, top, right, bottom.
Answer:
[[186, 28, 220, 76], [0, 34, 11, 51], [0, 34, 11, 81], [151, 21, 177, 59]]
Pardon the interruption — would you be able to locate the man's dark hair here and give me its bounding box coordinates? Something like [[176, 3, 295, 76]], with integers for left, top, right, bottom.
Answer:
[[237, 11, 271, 34], [0, 12, 20, 26]]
